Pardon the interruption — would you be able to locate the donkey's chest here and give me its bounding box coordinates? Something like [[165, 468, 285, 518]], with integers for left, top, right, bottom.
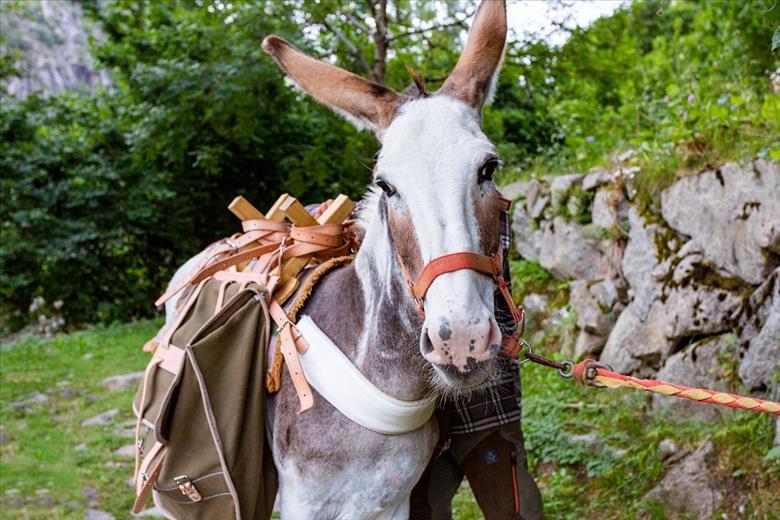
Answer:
[[271, 380, 437, 517]]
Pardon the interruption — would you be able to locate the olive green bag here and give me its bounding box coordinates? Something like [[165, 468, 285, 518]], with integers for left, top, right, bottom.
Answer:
[[132, 278, 277, 519]]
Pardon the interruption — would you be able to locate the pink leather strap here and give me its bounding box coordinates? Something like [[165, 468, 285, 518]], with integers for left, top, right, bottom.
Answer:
[[269, 300, 314, 414]]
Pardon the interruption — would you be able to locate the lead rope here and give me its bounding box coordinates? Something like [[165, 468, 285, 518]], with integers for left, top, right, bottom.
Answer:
[[515, 343, 780, 416]]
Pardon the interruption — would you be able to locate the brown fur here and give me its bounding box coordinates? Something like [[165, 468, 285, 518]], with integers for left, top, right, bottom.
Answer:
[[262, 35, 406, 131], [388, 209, 424, 279], [438, 0, 506, 109]]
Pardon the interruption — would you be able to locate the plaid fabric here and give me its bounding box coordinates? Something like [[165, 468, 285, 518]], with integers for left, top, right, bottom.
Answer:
[[445, 202, 522, 435]]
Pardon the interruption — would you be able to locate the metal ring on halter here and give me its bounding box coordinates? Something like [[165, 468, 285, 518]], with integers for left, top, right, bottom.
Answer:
[[517, 340, 533, 365], [557, 360, 575, 379]]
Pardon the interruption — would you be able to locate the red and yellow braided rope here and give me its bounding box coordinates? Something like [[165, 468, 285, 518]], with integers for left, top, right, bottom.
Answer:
[[572, 360, 780, 416]]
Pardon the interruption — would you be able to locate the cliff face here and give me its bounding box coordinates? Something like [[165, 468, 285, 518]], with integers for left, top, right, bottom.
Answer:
[[1, 0, 111, 98], [508, 159, 780, 408]]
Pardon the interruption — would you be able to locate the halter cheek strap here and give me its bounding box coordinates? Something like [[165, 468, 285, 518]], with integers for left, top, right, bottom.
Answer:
[[397, 250, 525, 357]]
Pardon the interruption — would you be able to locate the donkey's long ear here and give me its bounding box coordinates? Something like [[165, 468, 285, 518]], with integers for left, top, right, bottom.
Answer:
[[262, 35, 404, 134], [439, 0, 507, 111]]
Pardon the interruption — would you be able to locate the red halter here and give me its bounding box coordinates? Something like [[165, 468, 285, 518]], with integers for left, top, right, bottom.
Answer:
[[397, 249, 525, 357]]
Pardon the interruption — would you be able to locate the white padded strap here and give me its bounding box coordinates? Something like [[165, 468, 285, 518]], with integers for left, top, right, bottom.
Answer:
[[295, 315, 436, 435]]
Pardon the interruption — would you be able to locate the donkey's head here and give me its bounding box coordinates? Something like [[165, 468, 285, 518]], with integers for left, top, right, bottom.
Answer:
[[263, 0, 508, 391]]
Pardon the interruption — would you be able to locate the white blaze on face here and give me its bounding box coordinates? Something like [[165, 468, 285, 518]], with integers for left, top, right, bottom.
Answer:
[[376, 96, 502, 374]]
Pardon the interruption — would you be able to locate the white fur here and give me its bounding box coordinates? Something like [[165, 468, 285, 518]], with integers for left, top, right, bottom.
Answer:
[[375, 96, 501, 373]]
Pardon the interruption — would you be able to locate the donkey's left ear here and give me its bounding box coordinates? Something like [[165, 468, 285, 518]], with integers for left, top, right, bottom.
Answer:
[[262, 35, 405, 135], [439, 0, 507, 111]]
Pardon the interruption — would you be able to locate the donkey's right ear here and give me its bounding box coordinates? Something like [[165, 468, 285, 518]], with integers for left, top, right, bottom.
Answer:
[[262, 35, 405, 135]]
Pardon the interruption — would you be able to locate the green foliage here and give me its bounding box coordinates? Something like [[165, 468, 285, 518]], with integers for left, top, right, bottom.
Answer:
[[497, 0, 780, 211], [0, 319, 162, 517], [509, 259, 555, 299], [2, 0, 778, 331]]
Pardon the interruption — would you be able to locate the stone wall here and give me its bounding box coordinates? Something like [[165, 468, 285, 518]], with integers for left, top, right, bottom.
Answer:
[[508, 159, 780, 413]]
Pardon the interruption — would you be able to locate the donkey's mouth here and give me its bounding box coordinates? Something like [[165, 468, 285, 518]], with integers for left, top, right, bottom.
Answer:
[[428, 357, 497, 397]]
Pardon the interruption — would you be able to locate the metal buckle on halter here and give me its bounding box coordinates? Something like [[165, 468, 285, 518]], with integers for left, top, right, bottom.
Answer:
[[174, 475, 203, 502]]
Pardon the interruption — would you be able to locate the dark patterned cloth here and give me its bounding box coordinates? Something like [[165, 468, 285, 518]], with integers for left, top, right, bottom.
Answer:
[[445, 202, 522, 435]]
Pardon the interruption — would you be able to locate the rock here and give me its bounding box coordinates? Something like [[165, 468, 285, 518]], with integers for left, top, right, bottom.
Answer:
[[56, 380, 71, 387], [600, 303, 671, 374], [133, 506, 166, 517], [739, 292, 780, 391], [84, 510, 115, 520], [5, 488, 20, 495], [622, 208, 663, 321], [522, 293, 548, 315], [75, 442, 87, 451], [661, 286, 742, 339], [651, 336, 735, 421], [570, 280, 614, 336], [644, 440, 722, 518], [112, 426, 143, 439], [9, 495, 24, 507], [101, 371, 144, 392], [0, 431, 11, 444], [113, 444, 136, 458], [775, 418, 780, 447], [549, 173, 584, 208], [512, 206, 543, 261], [582, 169, 613, 191], [81, 409, 119, 427], [591, 187, 627, 229], [35, 488, 50, 496], [658, 438, 679, 460], [538, 217, 607, 280], [83, 352, 94, 360], [25, 392, 49, 405], [568, 432, 601, 451], [500, 180, 530, 201], [83, 486, 99, 506], [574, 330, 606, 358], [661, 161, 780, 285], [589, 279, 621, 311], [543, 307, 571, 329], [529, 194, 549, 220]]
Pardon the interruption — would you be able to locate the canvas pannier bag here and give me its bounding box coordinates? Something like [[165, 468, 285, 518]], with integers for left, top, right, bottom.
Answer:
[[132, 277, 277, 519]]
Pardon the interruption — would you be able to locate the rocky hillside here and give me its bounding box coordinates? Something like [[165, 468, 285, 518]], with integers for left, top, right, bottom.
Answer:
[[507, 160, 779, 517], [510, 159, 779, 406], [1, 0, 111, 98]]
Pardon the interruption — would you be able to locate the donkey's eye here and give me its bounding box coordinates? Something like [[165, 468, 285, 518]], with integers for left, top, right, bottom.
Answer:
[[376, 179, 397, 197], [478, 158, 500, 183]]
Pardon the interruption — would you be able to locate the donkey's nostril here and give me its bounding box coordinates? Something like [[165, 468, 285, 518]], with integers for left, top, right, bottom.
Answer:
[[420, 328, 435, 355]]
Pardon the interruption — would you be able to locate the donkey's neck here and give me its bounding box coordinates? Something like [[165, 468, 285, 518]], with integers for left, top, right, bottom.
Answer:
[[302, 205, 427, 401]]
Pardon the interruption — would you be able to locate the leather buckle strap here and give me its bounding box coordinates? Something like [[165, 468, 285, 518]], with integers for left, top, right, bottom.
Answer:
[[268, 300, 314, 414], [397, 249, 525, 358]]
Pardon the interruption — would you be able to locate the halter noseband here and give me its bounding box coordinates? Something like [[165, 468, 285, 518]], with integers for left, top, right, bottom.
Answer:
[[397, 249, 524, 357]]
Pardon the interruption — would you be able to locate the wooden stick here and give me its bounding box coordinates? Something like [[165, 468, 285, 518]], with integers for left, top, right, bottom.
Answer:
[[274, 195, 354, 303], [228, 196, 264, 221]]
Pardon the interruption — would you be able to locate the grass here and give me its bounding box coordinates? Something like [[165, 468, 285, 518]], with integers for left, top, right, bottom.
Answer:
[[2, 320, 779, 519], [0, 319, 161, 518]]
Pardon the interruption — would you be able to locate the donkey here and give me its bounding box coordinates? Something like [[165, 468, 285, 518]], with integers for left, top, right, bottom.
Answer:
[[165, 1, 509, 518]]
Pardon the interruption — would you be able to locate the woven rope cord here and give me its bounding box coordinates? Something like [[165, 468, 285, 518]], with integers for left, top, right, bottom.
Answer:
[[592, 368, 780, 415]]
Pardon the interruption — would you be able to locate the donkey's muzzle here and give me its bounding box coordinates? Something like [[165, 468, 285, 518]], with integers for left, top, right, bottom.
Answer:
[[420, 313, 502, 374]]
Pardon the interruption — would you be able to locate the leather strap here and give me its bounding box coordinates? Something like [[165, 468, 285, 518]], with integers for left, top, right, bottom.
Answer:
[[411, 252, 500, 301], [269, 300, 314, 414], [398, 249, 525, 357], [156, 242, 281, 307]]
